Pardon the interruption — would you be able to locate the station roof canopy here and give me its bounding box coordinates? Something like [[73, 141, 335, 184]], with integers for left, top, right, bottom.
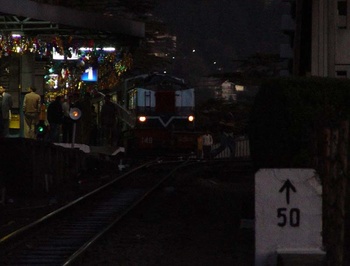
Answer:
[[0, 0, 145, 45]]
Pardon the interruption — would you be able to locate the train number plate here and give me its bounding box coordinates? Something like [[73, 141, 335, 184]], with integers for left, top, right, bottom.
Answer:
[[141, 137, 153, 144]]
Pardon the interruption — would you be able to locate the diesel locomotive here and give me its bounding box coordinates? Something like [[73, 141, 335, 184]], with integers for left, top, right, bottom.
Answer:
[[118, 73, 197, 153]]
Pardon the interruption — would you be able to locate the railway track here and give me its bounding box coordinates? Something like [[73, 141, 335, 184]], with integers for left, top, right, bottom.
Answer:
[[0, 157, 196, 265]]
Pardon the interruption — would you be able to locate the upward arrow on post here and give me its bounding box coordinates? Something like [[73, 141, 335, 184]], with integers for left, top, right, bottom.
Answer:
[[279, 179, 297, 205]]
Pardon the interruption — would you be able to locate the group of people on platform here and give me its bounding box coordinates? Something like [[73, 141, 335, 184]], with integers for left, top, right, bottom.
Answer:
[[33, 92, 119, 146], [0, 84, 119, 146]]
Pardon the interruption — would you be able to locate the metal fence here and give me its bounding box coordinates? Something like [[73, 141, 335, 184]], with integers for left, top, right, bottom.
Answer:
[[212, 135, 250, 159], [0, 138, 117, 195]]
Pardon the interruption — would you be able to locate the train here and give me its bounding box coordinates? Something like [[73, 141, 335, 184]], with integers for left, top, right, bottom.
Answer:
[[116, 73, 198, 153]]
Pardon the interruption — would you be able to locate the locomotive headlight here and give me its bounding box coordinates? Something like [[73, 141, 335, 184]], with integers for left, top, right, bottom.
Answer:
[[188, 115, 195, 122], [138, 116, 147, 122]]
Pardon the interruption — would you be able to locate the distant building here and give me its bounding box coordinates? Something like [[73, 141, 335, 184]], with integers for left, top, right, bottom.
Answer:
[[195, 75, 259, 105], [220, 80, 236, 102], [145, 31, 177, 62]]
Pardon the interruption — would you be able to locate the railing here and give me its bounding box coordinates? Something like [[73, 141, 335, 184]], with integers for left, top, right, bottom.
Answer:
[[212, 135, 250, 159], [113, 101, 136, 128]]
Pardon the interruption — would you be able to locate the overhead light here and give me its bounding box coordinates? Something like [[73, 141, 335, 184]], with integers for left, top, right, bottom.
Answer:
[[11, 31, 24, 38], [102, 47, 115, 52], [79, 47, 115, 52]]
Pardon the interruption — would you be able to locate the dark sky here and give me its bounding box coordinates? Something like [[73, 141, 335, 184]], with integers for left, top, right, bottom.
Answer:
[[154, 0, 285, 72]]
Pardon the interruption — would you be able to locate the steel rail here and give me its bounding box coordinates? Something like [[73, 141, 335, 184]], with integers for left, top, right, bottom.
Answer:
[[63, 157, 194, 265], [0, 159, 158, 247], [0, 157, 196, 265]]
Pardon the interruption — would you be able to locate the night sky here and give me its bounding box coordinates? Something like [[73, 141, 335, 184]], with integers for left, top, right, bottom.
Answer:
[[154, 0, 286, 72]]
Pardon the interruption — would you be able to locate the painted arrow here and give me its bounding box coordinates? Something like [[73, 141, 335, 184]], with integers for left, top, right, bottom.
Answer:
[[279, 179, 297, 205]]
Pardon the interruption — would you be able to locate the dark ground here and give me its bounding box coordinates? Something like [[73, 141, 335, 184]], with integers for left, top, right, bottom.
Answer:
[[0, 160, 255, 266], [79, 162, 255, 266]]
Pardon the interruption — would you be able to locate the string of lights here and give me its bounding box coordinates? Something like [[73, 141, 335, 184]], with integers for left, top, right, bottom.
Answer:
[[0, 33, 133, 101]]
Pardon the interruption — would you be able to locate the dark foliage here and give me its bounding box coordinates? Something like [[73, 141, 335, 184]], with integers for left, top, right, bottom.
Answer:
[[249, 76, 350, 168]]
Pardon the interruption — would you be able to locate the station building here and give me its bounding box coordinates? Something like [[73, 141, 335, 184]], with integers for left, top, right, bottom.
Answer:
[[0, 0, 144, 137]]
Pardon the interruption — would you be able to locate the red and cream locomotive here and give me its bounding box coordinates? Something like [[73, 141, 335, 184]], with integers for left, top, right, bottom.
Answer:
[[119, 73, 197, 153]]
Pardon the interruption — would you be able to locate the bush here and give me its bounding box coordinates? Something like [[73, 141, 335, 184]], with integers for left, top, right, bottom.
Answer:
[[249, 76, 350, 168]]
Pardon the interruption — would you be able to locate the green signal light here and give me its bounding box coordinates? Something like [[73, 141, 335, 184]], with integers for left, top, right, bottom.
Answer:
[[37, 126, 44, 133]]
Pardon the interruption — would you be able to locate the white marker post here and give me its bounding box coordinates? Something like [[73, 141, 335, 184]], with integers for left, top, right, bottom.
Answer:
[[255, 169, 325, 266]]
